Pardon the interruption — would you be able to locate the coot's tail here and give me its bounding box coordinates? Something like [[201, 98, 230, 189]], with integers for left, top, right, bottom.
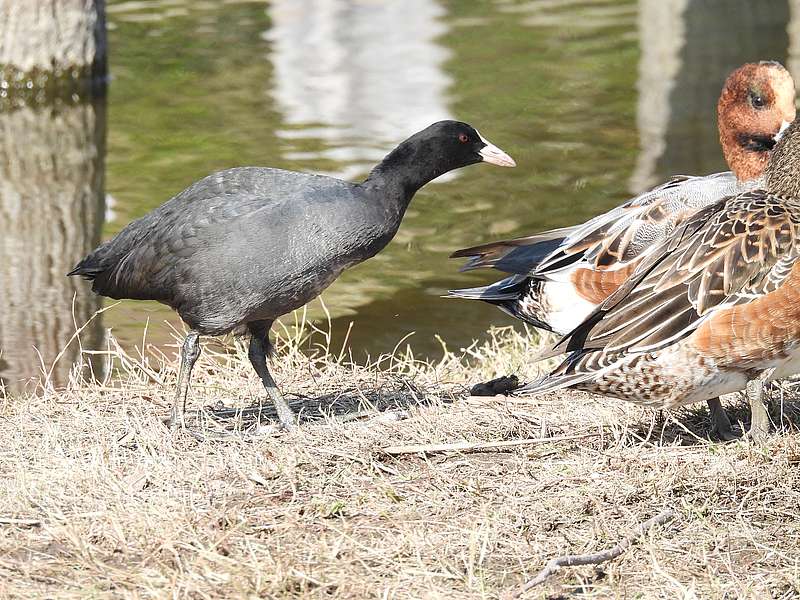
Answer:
[[67, 223, 166, 302], [68, 247, 108, 281], [68, 240, 131, 298]]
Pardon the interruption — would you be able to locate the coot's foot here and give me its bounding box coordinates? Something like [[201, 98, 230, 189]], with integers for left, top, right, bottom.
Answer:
[[162, 415, 218, 441]]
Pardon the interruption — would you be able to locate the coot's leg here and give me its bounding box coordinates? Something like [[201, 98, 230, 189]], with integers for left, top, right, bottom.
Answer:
[[746, 376, 771, 443], [706, 397, 737, 441], [168, 330, 201, 430], [248, 320, 297, 431]]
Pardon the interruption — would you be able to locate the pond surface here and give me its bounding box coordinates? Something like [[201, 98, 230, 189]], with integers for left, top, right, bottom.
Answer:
[[0, 0, 795, 392]]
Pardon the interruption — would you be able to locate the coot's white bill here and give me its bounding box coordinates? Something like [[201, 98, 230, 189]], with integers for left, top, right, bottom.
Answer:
[[478, 134, 516, 167]]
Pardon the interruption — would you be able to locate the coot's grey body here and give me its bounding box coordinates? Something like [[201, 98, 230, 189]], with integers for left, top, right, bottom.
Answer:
[[70, 121, 515, 433], [86, 167, 401, 335]]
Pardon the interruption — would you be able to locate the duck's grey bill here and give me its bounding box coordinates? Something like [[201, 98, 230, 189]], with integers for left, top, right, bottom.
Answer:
[[478, 138, 516, 167]]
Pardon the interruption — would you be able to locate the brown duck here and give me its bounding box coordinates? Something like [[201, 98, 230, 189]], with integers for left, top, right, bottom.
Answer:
[[518, 117, 800, 442]]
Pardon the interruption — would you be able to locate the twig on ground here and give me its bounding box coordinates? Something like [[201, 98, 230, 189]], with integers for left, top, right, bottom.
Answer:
[[0, 517, 42, 527], [514, 508, 678, 596], [382, 432, 599, 455]]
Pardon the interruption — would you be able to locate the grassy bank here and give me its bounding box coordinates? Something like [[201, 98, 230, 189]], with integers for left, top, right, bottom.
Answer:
[[1, 322, 800, 598]]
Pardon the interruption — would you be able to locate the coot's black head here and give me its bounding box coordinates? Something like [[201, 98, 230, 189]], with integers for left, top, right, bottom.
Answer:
[[369, 120, 515, 193], [414, 120, 516, 172]]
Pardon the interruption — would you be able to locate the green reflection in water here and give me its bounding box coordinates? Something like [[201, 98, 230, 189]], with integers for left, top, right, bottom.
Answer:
[[105, 0, 639, 358]]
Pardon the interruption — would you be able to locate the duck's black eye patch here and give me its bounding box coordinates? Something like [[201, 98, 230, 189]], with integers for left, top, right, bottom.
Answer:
[[458, 133, 469, 143], [737, 132, 775, 152]]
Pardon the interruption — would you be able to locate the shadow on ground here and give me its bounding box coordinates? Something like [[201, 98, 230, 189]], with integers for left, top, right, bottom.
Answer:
[[626, 388, 800, 446], [192, 378, 458, 433]]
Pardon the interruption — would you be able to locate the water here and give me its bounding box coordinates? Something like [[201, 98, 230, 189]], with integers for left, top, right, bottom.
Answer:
[[0, 0, 795, 393]]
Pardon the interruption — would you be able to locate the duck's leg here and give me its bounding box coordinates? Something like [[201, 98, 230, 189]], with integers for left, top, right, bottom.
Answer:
[[706, 397, 737, 441], [746, 376, 771, 443], [248, 320, 297, 431], [167, 330, 201, 430]]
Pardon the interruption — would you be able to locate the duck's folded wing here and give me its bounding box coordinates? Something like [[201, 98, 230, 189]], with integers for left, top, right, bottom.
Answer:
[[559, 189, 800, 355], [449, 183, 679, 277], [536, 174, 743, 275], [451, 173, 739, 280]]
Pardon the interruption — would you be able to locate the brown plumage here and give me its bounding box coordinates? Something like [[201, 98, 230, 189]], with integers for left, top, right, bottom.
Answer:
[[569, 263, 636, 304], [718, 61, 797, 182]]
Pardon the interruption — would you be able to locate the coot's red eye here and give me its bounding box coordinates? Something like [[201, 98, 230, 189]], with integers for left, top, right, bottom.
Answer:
[[458, 133, 469, 143]]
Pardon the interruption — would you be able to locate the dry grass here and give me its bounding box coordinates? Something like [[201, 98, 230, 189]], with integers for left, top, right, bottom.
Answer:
[[2, 318, 800, 599]]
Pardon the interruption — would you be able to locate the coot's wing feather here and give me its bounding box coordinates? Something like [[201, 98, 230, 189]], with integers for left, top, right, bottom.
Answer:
[[68, 167, 358, 301]]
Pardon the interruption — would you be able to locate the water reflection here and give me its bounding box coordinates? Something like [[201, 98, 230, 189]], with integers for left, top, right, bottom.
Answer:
[[102, 0, 800, 361], [632, 0, 790, 192], [7, 0, 800, 383], [0, 99, 106, 394], [266, 0, 453, 180]]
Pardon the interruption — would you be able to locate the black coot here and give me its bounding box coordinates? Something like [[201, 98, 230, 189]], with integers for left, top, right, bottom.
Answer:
[[69, 120, 515, 432]]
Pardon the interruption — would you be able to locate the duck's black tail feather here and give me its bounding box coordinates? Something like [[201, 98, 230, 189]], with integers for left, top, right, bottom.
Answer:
[[447, 275, 553, 331], [446, 275, 525, 301], [451, 228, 575, 275]]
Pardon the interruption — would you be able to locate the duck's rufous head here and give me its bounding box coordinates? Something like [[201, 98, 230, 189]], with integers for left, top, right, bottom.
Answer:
[[717, 61, 796, 182]]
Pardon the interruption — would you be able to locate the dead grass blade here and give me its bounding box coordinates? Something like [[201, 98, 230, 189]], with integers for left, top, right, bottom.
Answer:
[[2, 313, 799, 598], [0, 517, 42, 527], [382, 431, 601, 455]]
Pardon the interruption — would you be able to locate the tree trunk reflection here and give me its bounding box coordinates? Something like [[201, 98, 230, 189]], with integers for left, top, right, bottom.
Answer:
[[0, 99, 106, 395], [632, 0, 790, 193]]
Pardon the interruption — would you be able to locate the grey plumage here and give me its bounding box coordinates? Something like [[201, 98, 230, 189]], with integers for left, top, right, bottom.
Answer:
[[73, 168, 401, 335]]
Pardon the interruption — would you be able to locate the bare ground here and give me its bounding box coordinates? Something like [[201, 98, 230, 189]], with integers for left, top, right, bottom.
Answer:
[[2, 323, 800, 599]]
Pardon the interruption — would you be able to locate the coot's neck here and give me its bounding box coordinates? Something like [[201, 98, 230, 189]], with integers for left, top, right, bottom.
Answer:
[[362, 137, 450, 219]]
